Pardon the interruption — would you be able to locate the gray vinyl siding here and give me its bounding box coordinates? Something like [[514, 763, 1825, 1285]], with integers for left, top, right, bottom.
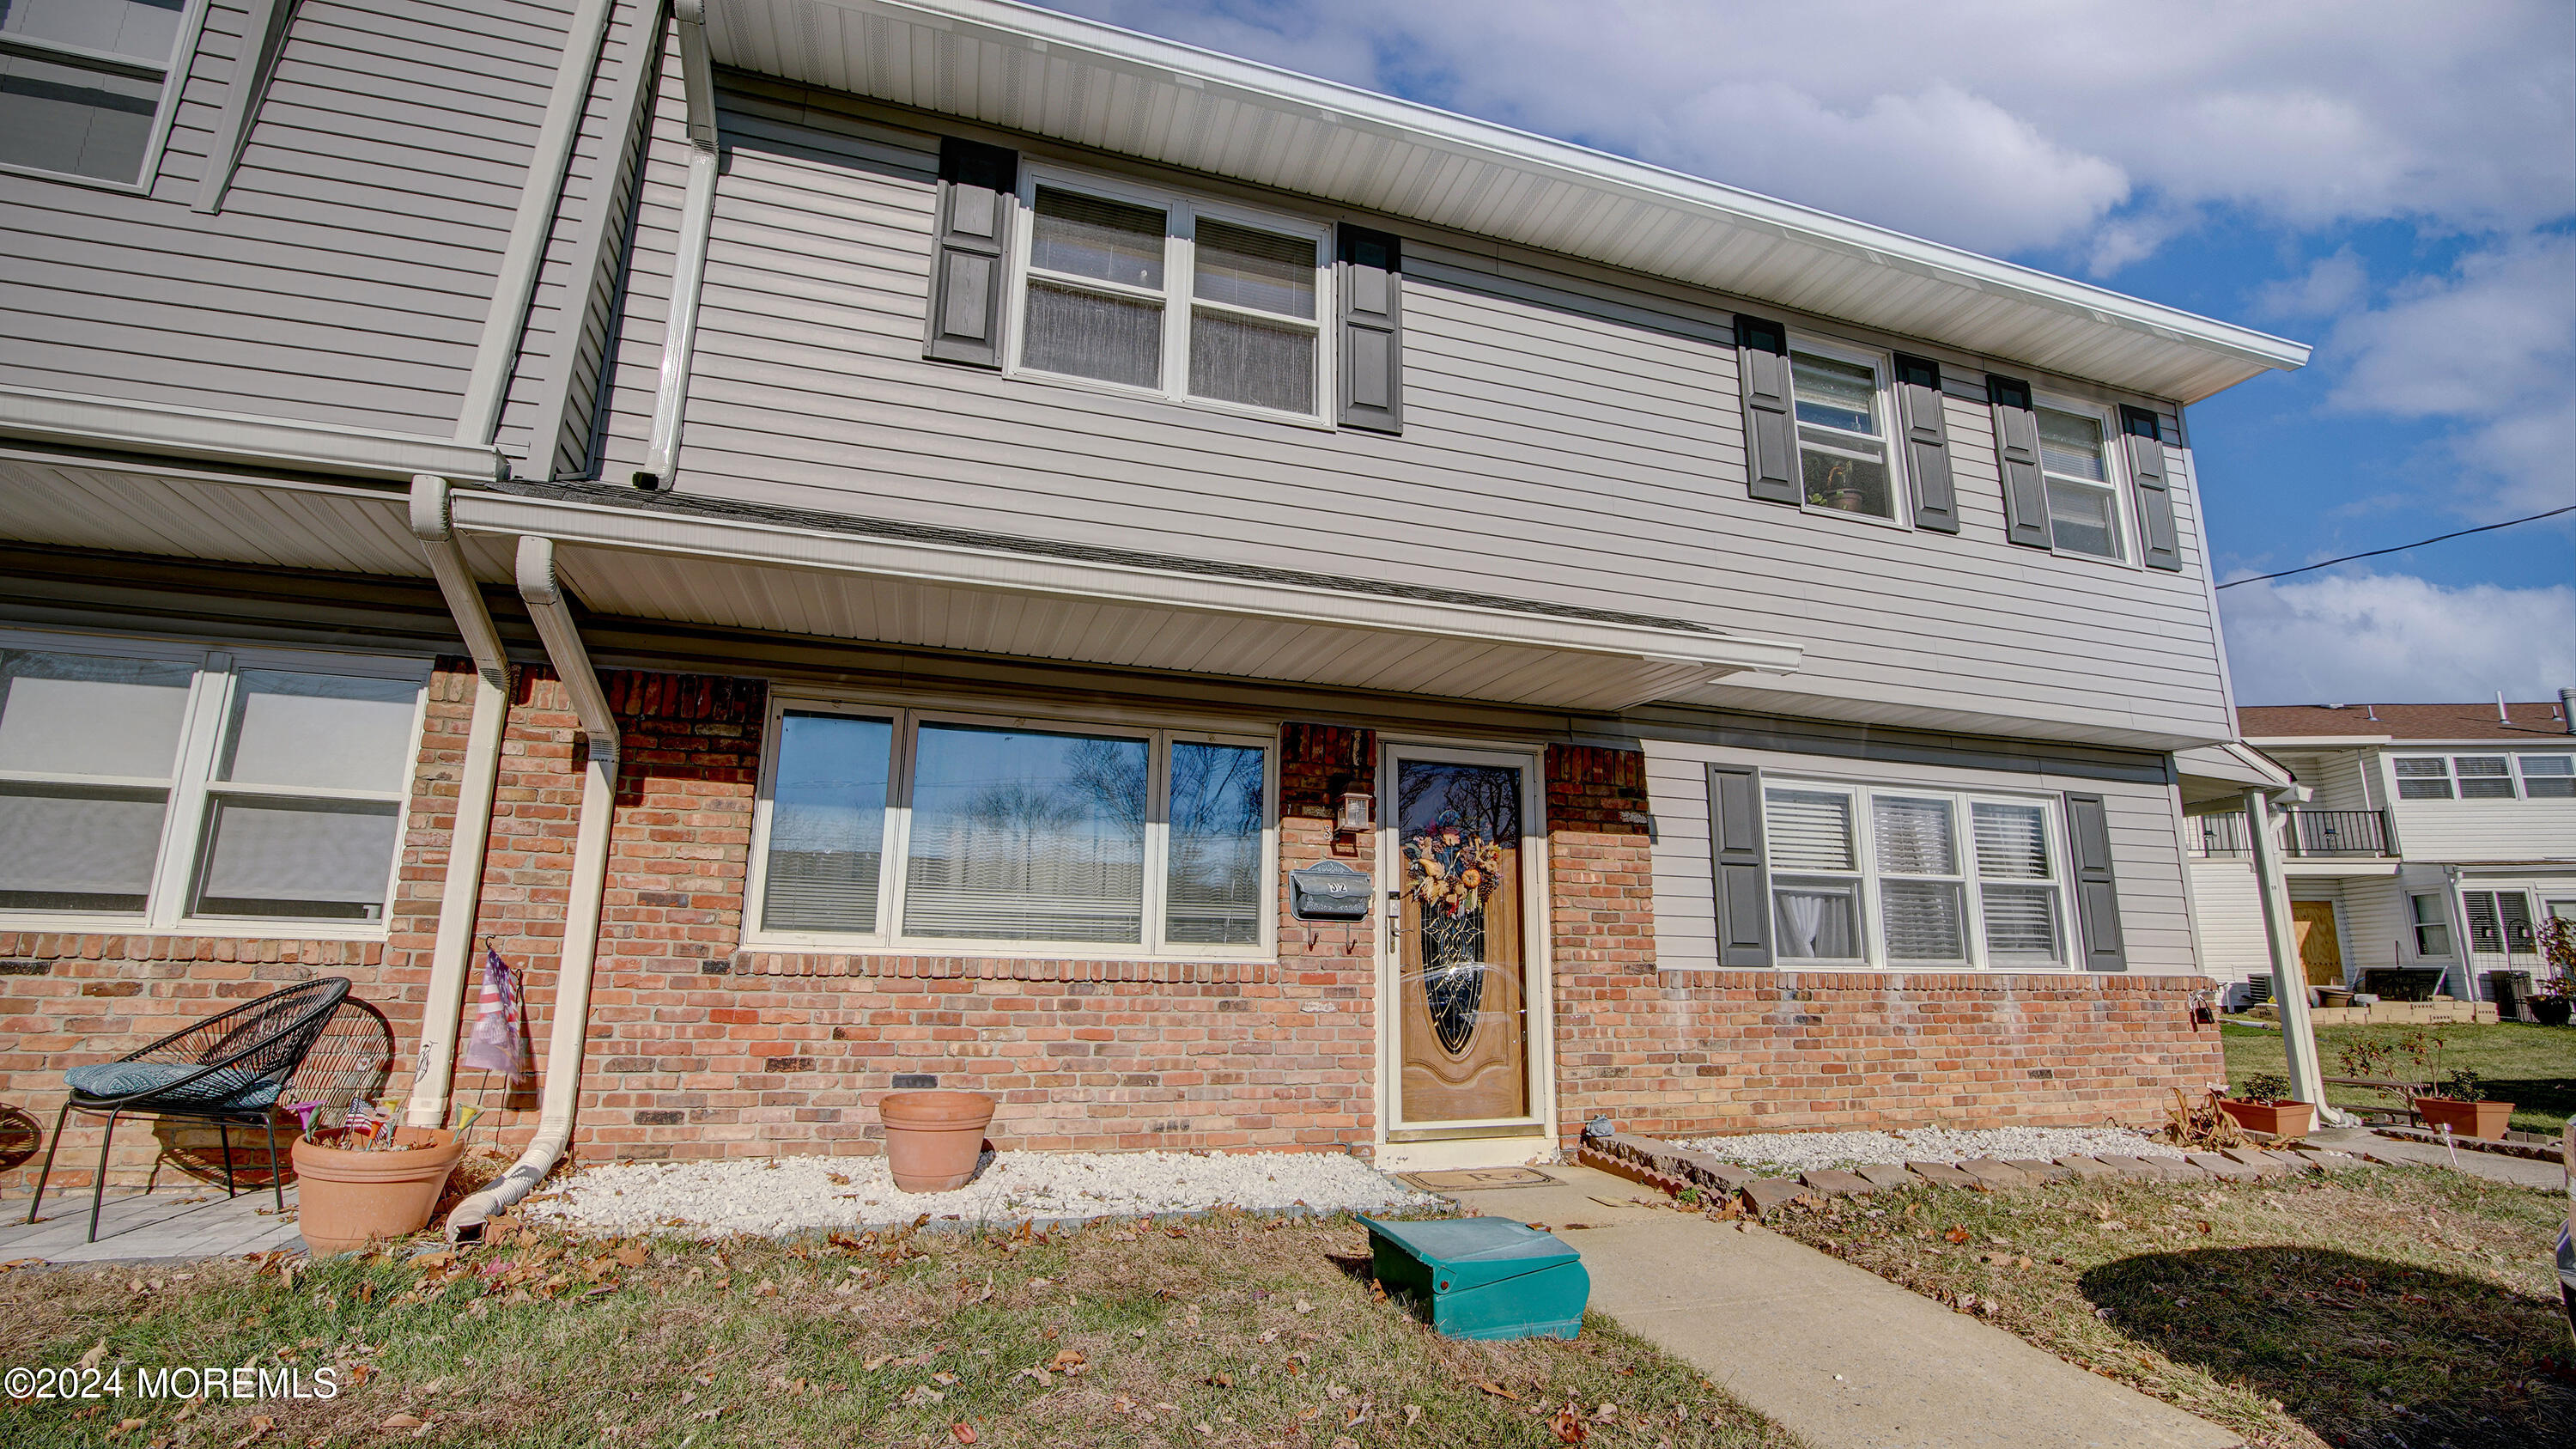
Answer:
[[2377, 748, 2576, 862], [2184, 857, 2269, 984], [1642, 737, 2202, 975], [591, 74, 2235, 746], [0, 0, 575, 435]]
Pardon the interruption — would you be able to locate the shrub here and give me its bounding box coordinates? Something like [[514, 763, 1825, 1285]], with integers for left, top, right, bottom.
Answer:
[[2237, 1072, 2294, 1104]]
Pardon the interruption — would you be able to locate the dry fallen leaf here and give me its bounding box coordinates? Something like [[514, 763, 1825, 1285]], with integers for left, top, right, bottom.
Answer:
[[1479, 1381, 1522, 1402], [77, 1340, 109, 1372], [949, 1423, 978, 1445], [1548, 1403, 1590, 1443], [1943, 1227, 1971, 1245], [381, 1415, 423, 1429], [1405, 1404, 1423, 1426], [228, 1413, 276, 1448]]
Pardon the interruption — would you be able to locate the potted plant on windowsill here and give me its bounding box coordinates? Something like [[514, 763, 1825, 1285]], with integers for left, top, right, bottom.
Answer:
[[2414, 1068, 2514, 1140], [2216, 1072, 2316, 1138]]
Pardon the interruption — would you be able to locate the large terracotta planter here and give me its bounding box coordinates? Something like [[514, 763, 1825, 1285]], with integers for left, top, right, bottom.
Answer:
[[2217, 1099, 2316, 1138], [290, 1126, 463, 1255], [878, 1091, 994, 1193], [2415, 1097, 2514, 1140]]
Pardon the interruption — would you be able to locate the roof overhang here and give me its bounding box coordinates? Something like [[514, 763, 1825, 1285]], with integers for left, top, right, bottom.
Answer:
[[2174, 740, 2300, 807], [443, 484, 1802, 712], [702, 0, 2310, 403]]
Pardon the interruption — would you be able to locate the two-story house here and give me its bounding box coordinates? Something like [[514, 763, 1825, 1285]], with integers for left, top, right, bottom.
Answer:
[[0, 0, 2312, 1209], [2188, 698, 2576, 1008]]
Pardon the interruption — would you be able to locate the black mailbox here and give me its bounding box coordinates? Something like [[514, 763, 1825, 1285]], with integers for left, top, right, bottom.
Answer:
[[1290, 859, 1373, 920]]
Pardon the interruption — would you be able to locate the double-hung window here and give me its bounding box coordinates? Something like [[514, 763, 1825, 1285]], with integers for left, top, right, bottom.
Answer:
[[2034, 399, 2123, 560], [1014, 173, 1329, 421], [2461, 890, 2537, 956], [749, 698, 1274, 955], [0, 633, 427, 931], [1763, 780, 2069, 968], [1, 0, 200, 186], [2395, 753, 2570, 801], [2409, 893, 2452, 957], [1789, 344, 1898, 521]]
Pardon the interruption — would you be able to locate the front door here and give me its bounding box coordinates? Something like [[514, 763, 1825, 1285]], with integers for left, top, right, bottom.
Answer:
[[2291, 900, 2343, 985], [1384, 748, 1538, 1128]]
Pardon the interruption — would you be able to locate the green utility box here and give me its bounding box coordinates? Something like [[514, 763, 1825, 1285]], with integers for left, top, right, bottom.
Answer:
[[1356, 1215, 1589, 1341]]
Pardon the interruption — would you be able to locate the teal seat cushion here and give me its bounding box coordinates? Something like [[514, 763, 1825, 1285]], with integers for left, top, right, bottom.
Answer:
[[64, 1062, 281, 1111]]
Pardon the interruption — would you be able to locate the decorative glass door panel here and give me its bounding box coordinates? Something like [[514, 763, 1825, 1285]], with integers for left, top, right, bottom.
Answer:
[[1392, 757, 1528, 1123]]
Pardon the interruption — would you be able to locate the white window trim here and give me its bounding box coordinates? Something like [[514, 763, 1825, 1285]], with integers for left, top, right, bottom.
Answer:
[[2391, 752, 2564, 802], [2407, 892, 2455, 960], [1784, 332, 1911, 531], [2031, 390, 2142, 569], [1005, 163, 1336, 429], [1762, 777, 2075, 971], [744, 691, 1280, 959], [0, 0, 210, 195], [0, 626, 431, 941]]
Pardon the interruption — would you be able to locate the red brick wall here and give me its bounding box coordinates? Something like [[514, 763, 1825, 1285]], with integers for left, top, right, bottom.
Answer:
[[1540, 742, 2226, 1142], [2, 665, 2226, 1191]]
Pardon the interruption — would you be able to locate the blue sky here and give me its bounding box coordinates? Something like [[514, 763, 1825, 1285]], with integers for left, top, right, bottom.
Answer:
[[1043, 1, 2575, 704]]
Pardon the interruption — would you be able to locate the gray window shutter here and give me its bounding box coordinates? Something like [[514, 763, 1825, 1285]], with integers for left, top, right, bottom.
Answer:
[[923, 137, 1017, 368], [1735, 315, 1800, 505], [1336, 225, 1403, 433], [1705, 764, 1771, 968], [1987, 374, 2051, 549], [1893, 354, 1957, 533], [2063, 793, 2127, 972], [2121, 405, 2183, 572]]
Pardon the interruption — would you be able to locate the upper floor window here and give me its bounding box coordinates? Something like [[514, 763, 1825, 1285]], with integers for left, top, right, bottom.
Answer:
[[0, 632, 427, 932], [1789, 344, 1897, 521], [1012, 172, 1329, 422], [1762, 781, 2069, 968], [2394, 753, 2574, 801], [0, 0, 197, 186], [2035, 401, 2123, 560], [749, 696, 1275, 956]]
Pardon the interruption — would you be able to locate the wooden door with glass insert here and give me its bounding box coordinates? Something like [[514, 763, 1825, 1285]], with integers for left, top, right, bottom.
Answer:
[[2290, 900, 2343, 985], [1389, 754, 1528, 1124]]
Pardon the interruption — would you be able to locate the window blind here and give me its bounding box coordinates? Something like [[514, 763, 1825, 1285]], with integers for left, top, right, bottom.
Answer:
[[1971, 803, 2050, 878], [1980, 885, 2060, 962], [900, 724, 1148, 943], [760, 713, 893, 934], [2452, 756, 2514, 799], [1765, 789, 1854, 871], [192, 797, 399, 920], [1871, 795, 1955, 875], [1880, 880, 1965, 960]]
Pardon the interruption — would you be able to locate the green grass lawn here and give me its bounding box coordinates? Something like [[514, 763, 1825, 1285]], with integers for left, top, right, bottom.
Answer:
[[1765, 1163, 2573, 1449], [0, 1210, 1797, 1449], [2222, 1019, 2576, 1134]]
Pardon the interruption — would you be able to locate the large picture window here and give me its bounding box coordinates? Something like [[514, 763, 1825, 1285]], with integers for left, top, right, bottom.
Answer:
[[0, 632, 427, 931], [1012, 170, 1329, 421], [748, 699, 1275, 955], [1763, 780, 2069, 969]]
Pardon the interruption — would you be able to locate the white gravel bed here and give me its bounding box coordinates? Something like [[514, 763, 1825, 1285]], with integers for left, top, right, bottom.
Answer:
[[519, 1150, 1438, 1238], [1680, 1126, 2188, 1177]]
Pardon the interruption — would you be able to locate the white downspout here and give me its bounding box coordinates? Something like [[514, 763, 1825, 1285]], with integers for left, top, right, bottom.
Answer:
[[406, 475, 515, 1129], [447, 536, 620, 1239], [633, 0, 720, 490]]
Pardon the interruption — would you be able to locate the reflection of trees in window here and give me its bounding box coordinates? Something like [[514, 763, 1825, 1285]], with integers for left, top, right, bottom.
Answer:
[[1061, 735, 1147, 830], [1398, 763, 1520, 842], [1169, 742, 1264, 944]]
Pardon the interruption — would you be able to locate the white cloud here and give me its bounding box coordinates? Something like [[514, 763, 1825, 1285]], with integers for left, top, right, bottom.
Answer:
[[2253, 247, 2368, 320], [2328, 234, 2576, 514], [1051, 0, 2576, 268], [2220, 571, 2576, 704]]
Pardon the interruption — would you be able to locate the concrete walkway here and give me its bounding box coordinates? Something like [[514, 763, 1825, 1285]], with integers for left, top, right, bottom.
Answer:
[[2325, 1131, 2567, 1190], [0, 1182, 301, 1265], [1452, 1164, 2241, 1449]]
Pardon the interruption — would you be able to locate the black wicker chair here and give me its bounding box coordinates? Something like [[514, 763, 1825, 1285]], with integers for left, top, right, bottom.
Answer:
[[26, 977, 351, 1242]]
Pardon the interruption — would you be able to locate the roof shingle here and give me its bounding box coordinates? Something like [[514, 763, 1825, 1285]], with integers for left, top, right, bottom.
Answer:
[[2238, 701, 2573, 742]]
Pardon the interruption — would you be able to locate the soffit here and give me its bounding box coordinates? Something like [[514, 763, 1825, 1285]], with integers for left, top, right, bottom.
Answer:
[[703, 0, 2309, 403]]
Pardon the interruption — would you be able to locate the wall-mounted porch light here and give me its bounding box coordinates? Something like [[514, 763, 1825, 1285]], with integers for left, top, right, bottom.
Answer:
[[1337, 788, 1375, 833]]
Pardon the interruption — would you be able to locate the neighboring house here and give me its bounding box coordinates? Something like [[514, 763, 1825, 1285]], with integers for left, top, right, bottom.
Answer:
[[0, 0, 2312, 1190], [2187, 699, 2576, 1008]]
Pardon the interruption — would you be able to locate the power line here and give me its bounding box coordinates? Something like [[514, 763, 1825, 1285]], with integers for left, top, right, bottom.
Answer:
[[2214, 504, 2576, 589]]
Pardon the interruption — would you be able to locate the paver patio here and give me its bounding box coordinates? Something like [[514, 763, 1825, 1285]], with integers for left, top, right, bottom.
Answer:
[[0, 1182, 301, 1265]]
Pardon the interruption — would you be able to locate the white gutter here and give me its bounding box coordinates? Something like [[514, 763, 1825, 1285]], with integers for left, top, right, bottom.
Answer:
[[404, 477, 516, 1130], [447, 536, 622, 1239], [776, 0, 2311, 395], [0, 384, 504, 482], [454, 0, 622, 446], [635, 0, 721, 489]]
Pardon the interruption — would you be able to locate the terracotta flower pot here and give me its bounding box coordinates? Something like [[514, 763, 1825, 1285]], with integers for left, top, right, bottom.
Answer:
[[2415, 1097, 2514, 1140], [290, 1126, 464, 1256], [878, 1090, 994, 1193], [2217, 1099, 2315, 1138]]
